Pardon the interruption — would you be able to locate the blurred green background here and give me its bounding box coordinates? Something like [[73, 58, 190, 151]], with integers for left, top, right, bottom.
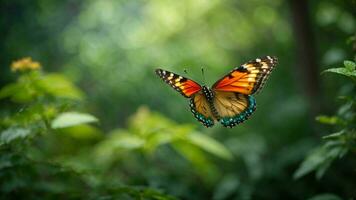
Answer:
[[0, 0, 355, 199]]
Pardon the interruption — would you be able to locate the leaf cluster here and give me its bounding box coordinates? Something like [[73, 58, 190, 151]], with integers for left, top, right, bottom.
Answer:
[[294, 60, 356, 180]]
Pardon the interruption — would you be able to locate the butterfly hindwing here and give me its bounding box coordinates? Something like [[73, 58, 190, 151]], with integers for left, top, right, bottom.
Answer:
[[213, 91, 256, 128], [212, 56, 277, 95], [155, 69, 202, 98], [190, 93, 215, 127]]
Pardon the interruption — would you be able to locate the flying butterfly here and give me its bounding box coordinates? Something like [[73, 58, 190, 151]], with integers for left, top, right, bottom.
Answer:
[[155, 56, 278, 128]]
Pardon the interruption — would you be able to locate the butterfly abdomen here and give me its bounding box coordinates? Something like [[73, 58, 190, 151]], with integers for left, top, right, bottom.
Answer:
[[202, 86, 221, 120], [202, 86, 214, 101]]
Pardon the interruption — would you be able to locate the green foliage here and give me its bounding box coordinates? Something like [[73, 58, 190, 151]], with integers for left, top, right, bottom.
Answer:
[[0, 59, 234, 199], [295, 59, 356, 179], [212, 174, 240, 200], [0, 72, 83, 103], [38, 74, 84, 100], [0, 128, 31, 145], [0, 61, 177, 199], [0, 65, 235, 199], [293, 137, 348, 179], [307, 193, 343, 200], [94, 107, 232, 161], [315, 115, 343, 125], [51, 112, 98, 129], [185, 132, 233, 160], [322, 60, 356, 79], [94, 106, 232, 182]]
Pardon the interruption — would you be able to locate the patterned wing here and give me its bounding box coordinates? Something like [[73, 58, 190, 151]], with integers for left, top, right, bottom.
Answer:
[[190, 93, 215, 127], [213, 91, 256, 128], [212, 56, 277, 95], [155, 69, 202, 98]]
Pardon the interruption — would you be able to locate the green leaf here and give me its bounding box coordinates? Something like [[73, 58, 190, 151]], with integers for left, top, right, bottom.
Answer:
[[94, 130, 145, 165], [112, 134, 145, 150], [322, 131, 345, 140], [98, 129, 145, 150], [307, 193, 343, 200], [322, 67, 356, 77], [38, 73, 84, 100], [0, 127, 31, 144], [294, 147, 326, 179], [294, 141, 348, 179], [0, 83, 21, 99], [128, 106, 177, 134], [186, 133, 233, 160], [143, 132, 174, 153], [51, 112, 98, 129], [172, 140, 219, 179], [57, 124, 103, 140], [315, 115, 341, 125], [343, 60, 356, 71], [0, 82, 36, 103]]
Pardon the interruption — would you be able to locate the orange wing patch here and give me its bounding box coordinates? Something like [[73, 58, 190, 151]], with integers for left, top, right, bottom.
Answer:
[[156, 69, 202, 98], [212, 56, 277, 95]]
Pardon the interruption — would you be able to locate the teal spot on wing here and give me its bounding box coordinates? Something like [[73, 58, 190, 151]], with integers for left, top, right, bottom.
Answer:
[[220, 95, 256, 128]]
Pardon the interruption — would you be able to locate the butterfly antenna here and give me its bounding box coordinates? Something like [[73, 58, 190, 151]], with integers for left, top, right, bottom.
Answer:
[[201, 67, 206, 85], [183, 68, 202, 85]]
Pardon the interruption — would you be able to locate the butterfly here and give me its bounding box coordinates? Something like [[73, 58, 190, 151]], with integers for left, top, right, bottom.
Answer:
[[155, 56, 278, 128]]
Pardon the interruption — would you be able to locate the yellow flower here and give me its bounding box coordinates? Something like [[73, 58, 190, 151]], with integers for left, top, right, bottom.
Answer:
[[11, 57, 41, 72]]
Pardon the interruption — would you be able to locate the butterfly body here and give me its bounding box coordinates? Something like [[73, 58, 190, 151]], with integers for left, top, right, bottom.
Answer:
[[156, 56, 277, 128]]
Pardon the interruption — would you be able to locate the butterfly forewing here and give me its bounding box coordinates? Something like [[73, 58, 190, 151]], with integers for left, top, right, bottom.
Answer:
[[155, 69, 202, 98], [212, 56, 277, 94], [213, 91, 256, 127]]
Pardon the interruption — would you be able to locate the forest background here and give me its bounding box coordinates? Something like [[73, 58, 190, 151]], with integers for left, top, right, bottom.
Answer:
[[0, 0, 355, 199]]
